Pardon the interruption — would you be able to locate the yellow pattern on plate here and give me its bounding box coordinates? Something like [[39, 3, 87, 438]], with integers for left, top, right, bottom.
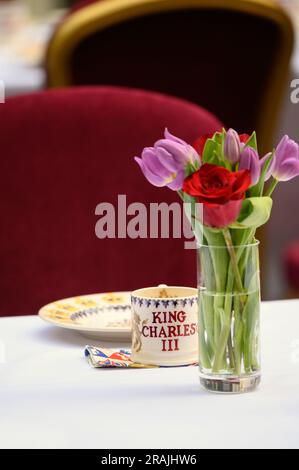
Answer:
[[38, 292, 132, 341]]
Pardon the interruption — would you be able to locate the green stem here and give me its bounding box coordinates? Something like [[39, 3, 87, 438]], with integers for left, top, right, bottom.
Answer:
[[222, 228, 244, 295], [212, 315, 230, 373], [227, 330, 236, 370], [212, 229, 253, 373], [198, 297, 212, 369], [203, 228, 228, 348], [233, 295, 242, 375], [264, 178, 278, 197], [248, 293, 260, 372]]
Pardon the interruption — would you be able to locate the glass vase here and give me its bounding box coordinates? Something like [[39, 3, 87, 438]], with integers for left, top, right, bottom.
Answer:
[[197, 240, 261, 393]]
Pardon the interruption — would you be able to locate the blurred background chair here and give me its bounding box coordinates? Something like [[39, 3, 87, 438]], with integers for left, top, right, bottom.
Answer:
[[283, 240, 299, 298], [0, 86, 222, 316], [0, 0, 297, 303], [46, 0, 294, 154]]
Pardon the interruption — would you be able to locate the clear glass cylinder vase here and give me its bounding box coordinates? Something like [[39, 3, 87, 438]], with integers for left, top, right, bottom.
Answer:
[[197, 241, 261, 393]]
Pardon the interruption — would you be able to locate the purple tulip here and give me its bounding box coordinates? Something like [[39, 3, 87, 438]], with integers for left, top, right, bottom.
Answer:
[[239, 147, 261, 185], [259, 152, 272, 181], [265, 135, 299, 182], [134, 129, 199, 190], [224, 128, 241, 164]]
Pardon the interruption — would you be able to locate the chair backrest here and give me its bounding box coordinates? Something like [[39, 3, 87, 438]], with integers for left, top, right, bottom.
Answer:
[[46, 0, 293, 154], [0, 86, 222, 316]]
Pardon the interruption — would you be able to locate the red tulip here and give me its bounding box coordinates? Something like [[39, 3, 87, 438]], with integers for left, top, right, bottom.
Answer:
[[202, 200, 244, 228], [193, 133, 213, 156], [193, 132, 250, 159], [239, 133, 250, 144]]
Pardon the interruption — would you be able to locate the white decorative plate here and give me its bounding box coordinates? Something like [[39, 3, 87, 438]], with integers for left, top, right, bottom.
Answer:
[[38, 292, 131, 341]]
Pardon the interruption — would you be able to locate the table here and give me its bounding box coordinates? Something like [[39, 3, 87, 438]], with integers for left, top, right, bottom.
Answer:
[[0, 299, 299, 449], [0, 10, 64, 97]]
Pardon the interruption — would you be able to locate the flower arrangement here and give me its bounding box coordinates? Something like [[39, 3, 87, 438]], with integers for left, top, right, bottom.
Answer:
[[135, 128, 299, 392]]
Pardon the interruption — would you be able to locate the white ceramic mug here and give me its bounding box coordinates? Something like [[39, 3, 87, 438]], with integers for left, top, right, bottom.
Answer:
[[131, 285, 198, 366]]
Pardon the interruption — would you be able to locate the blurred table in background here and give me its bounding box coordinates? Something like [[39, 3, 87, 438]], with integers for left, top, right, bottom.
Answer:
[[0, 1, 298, 98], [0, 5, 65, 96]]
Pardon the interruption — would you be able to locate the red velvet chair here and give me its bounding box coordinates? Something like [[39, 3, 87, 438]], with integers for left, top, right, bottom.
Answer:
[[0, 86, 222, 316]]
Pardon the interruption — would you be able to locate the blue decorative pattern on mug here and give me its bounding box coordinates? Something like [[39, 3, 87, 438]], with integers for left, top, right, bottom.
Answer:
[[131, 296, 198, 308]]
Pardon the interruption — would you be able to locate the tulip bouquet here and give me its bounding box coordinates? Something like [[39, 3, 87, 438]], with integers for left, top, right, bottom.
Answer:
[[135, 128, 299, 392]]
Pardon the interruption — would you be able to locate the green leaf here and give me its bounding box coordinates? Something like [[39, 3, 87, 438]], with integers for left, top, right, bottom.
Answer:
[[202, 139, 226, 166], [194, 159, 200, 171], [229, 197, 272, 229], [208, 150, 226, 167], [201, 129, 227, 164], [202, 138, 218, 163], [245, 131, 258, 152], [213, 131, 225, 146], [184, 161, 197, 177]]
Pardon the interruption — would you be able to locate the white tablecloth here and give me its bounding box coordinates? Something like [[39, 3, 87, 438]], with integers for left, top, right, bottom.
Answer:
[[0, 300, 299, 449]]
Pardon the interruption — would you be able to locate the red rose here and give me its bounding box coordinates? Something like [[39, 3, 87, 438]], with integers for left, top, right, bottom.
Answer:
[[183, 163, 251, 204], [183, 163, 251, 228]]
